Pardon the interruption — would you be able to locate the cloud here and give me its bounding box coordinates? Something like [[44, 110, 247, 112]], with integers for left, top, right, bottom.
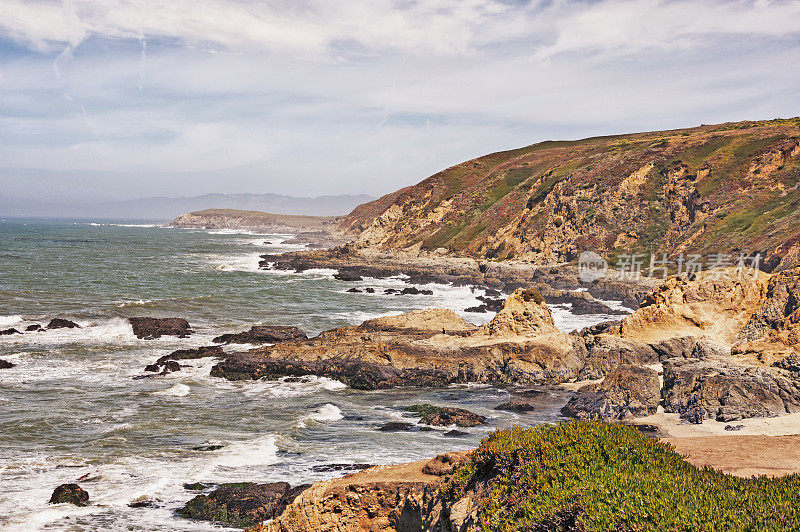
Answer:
[[0, 0, 798, 203]]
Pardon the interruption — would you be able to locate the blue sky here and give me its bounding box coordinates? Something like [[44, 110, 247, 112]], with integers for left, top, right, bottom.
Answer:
[[1, 0, 799, 203]]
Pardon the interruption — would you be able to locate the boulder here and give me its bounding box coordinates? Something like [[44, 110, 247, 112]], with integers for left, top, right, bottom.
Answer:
[[421, 452, 470, 476], [570, 298, 626, 316], [0, 359, 15, 369], [47, 318, 80, 329], [334, 271, 363, 282], [156, 345, 224, 363], [49, 484, 89, 506], [212, 325, 307, 345], [178, 482, 309, 528], [562, 365, 660, 421], [494, 400, 535, 412], [399, 287, 434, 296], [0, 328, 21, 335], [128, 317, 191, 339], [662, 358, 800, 421], [404, 404, 487, 427], [346, 288, 362, 293], [377, 422, 417, 432], [479, 288, 557, 337], [25, 324, 43, 332], [579, 336, 658, 380]]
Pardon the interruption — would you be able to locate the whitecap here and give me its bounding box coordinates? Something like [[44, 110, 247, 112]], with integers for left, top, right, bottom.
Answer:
[[215, 435, 279, 468], [295, 403, 343, 428], [152, 383, 190, 397], [0, 315, 24, 329]]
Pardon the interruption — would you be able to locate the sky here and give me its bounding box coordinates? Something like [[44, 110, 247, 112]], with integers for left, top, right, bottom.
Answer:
[[0, 0, 799, 204]]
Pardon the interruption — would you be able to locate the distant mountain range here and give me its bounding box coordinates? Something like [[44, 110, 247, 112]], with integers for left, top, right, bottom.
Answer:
[[0, 193, 374, 221]]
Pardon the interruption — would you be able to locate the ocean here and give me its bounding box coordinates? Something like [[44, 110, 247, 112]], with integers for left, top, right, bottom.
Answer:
[[0, 219, 625, 531]]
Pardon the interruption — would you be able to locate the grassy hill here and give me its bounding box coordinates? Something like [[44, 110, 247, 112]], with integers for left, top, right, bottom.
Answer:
[[339, 118, 800, 270]]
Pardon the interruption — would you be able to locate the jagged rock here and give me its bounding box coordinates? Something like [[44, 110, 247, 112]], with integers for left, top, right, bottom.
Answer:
[[0, 328, 21, 335], [47, 318, 80, 329], [49, 484, 89, 506], [311, 463, 374, 473], [443, 430, 469, 437], [738, 268, 800, 342], [662, 358, 800, 421], [25, 324, 43, 332], [212, 325, 307, 345], [570, 298, 626, 315], [479, 288, 555, 337], [178, 482, 309, 528], [562, 365, 660, 421], [193, 444, 224, 451], [725, 424, 744, 431], [334, 271, 363, 281], [404, 404, 487, 427], [156, 345, 224, 363], [128, 317, 191, 339], [0, 360, 15, 369], [365, 287, 376, 293], [398, 286, 434, 296], [377, 422, 418, 432], [494, 400, 535, 412], [579, 336, 658, 380]]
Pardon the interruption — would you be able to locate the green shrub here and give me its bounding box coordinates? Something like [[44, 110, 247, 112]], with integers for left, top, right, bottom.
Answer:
[[448, 421, 800, 531]]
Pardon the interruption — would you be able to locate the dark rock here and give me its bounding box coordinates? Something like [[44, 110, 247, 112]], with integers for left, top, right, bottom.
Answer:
[[128, 498, 159, 508], [178, 482, 309, 528], [377, 422, 416, 432], [0, 328, 22, 335], [562, 365, 660, 421], [310, 463, 374, 473], [47, 318, 80, 329], [162, 360, 181, 373], [144, 364, 160, 372], [49, 484, 89, 506], [25, 324, 43, 332], [128, 317, 191, 339], [570, 298, 627, 315], [0, 359, 15, 369], [399, 287, 434, 296], [624, 423, 664, 438], [184, 482, 212, 491], [662, 358, 800, 421], [334, 271, 363, 282], [211, 354, 452, 390], [725, 424, 745, 431], [384, 288, 399, 294], [193, 444, 223, 451], [683, 405, 707, 424], [774, 355, 800, 373], [157, 345, 225, 363], [578, 320, 622, 337], [346, 288, 363, 293], [494, 400, 535, 412], [365, 288, 375, 293], [404, 404, 487, 427], [212, 325, 307, 345], [443, 430, 469, 437]]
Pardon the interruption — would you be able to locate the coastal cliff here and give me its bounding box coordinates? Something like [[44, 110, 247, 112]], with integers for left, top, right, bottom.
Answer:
[[336, 118, 800, 271]]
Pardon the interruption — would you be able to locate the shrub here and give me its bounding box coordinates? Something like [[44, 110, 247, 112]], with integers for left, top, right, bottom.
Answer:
[[448, 421, 800, 531]]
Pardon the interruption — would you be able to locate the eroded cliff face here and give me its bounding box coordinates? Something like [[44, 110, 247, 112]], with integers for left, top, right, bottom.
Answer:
[[337, 119, 800, 270]]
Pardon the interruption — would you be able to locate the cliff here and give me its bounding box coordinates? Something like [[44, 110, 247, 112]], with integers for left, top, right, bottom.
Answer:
[[337, 118, 800, 271], [168, 209, 338, 233]]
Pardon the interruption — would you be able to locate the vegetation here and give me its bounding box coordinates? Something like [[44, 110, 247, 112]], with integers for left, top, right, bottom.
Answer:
[[447, 421, 800, 531]]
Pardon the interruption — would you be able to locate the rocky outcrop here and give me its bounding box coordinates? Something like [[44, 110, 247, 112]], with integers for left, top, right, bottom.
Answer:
[[212, 326, 308, 345], [562, 365, 660, 421], [46, 318, 80, 329], [169, 209, 337, 234], [404, 404, 487, 427], [494, 399, 535, 412], [128, 317, 192, 339], [578, 336, 658, 380], [49, 484, 89, 506], [0, 359, 15, 369], [0, 328, 21, 335], [661, 358, 800, 422], [211, 290, 588, 388], [179, 482, 309, 528], [157, 345, 225, 363]]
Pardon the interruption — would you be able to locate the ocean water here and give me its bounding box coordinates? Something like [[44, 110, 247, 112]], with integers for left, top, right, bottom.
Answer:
[[0, 219, 624, 531]]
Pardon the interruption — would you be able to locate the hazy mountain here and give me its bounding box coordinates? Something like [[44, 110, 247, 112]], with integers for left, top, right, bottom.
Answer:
[[0, 193, 374, 221]]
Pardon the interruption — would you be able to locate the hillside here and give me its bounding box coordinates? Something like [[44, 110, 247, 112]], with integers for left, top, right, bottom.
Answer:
[[338, 118, 800, 271], [168, 209, 337, 232]]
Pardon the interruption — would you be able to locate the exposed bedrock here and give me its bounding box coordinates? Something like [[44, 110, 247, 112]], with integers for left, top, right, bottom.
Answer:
[[128, 317, 192, 339], [212, 325, 307, 345], [562, 364, 660, 421]]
